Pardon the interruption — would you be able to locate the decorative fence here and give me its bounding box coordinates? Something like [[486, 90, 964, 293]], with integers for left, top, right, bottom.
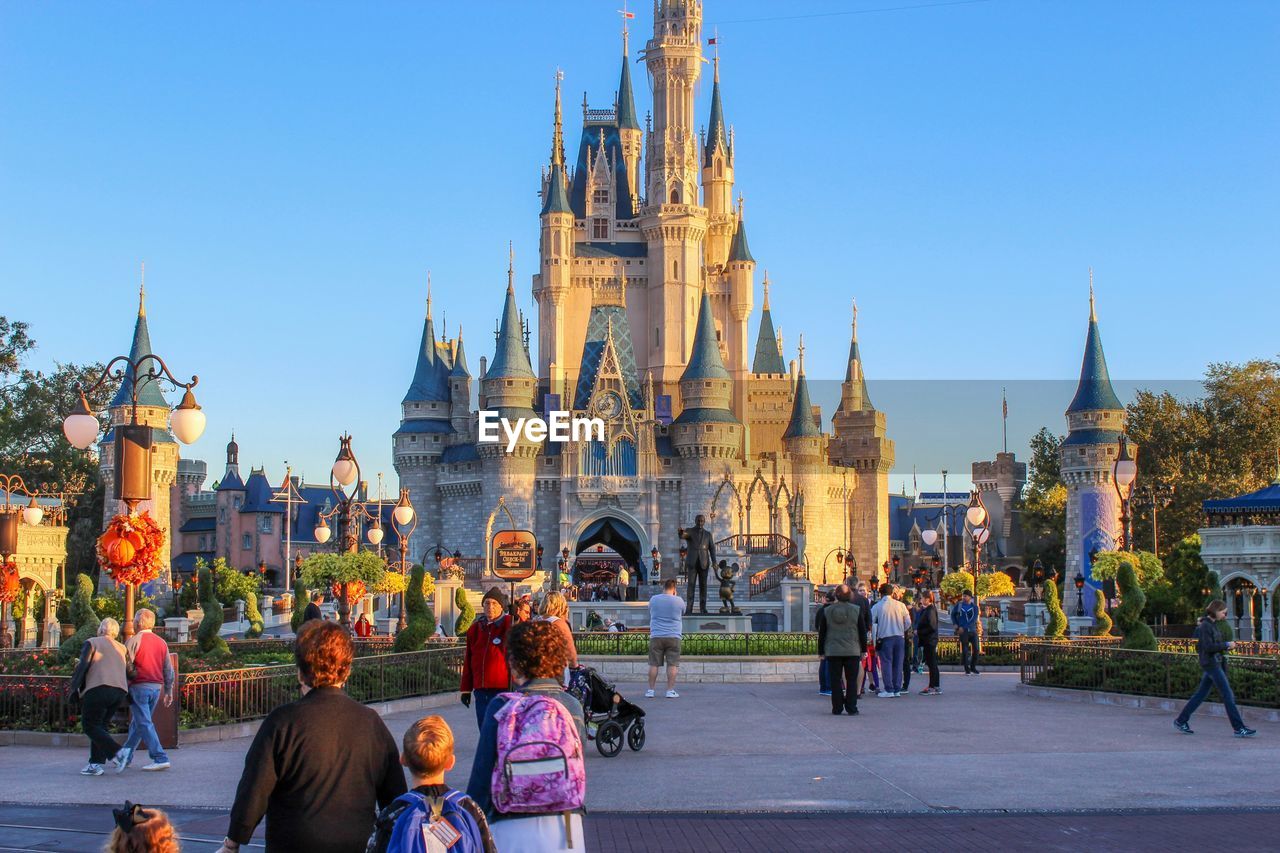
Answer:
[[572, 632, 1025, 664], [1019, 640, 1280, 709], [1, 645, 464, 734]]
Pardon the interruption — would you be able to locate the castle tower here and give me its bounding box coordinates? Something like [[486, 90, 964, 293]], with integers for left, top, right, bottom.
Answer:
[[479, 254, 541, 534], [972, 451, 1027, 567], [171, 457, 207, 553], [783, 338, 826, 564], [616, 26, 642, 214], [537, 75, 575, 393], [701, 52, 735, 267], [723, 198, 755, 425], [1060, 281, 1132, 610], [214, 434, 245, 560], [394, 278, 454, 559], [829, 300, 895, 580], [640, 0, 708, 405], [744, 274, 792, 454], [448, 328, 473, 440], [100, 284, 179, 586]]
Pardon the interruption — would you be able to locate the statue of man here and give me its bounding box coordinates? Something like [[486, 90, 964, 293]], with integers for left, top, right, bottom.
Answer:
[[679, 514, 716, 615]]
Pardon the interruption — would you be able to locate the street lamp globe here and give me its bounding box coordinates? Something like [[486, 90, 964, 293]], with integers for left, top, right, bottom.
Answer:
[[974, 527, 990, 545], [314, 518, 332, 544], [169, 388, 207, 445], [367, 524, 384, 545], [393, 490, 415, 526], [1113, 436, 1137, 490], [966, 492, 987, 528], [22, 497, 44, 527], [62, 392, 101, 450], [331, 436, 359, 487], [921, 528, 938, 547]]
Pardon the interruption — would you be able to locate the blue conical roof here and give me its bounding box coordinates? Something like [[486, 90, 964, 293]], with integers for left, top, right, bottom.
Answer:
[[541, 163, 572, 215], [617, 54, 640, 131], [681, 288, 730, 381], [403, 303, 450, 403], [1067, 306, 1122, 413], [784, 371, 822, 439], [111, 295, 168, 409], [727, 214, 754, 264], [450, 332, 470, 378], [487, 283, 535, 380], [703, 76, 728, 166], [752, 306, 785, 375]]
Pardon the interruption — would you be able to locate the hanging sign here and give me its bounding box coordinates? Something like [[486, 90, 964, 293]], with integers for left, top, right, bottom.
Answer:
[[489, 529, 538, 581]]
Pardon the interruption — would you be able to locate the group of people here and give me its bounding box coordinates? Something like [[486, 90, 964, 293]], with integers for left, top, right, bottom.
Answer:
[[815, 582, 988, 714]]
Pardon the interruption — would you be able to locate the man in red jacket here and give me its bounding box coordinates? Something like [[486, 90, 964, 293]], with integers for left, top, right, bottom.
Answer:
[[460, 587, 512, 728]]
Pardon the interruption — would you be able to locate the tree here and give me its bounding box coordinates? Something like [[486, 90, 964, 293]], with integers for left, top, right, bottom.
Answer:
[[1161, 535, 1218, 624], [196, 565, 229, 656], [299, 551, 388, 624], [454, 586, 475, 636], [1091, 579, 1113, 636], [1089, 550, 1164, 588], [1114, 560, 1156, 650], [1023, 427, 1066, 571], [59, 573, 100, 657], [939, 571, 1015, 600], [1043, 579, 1067, 639], [394, 565, 436, 652]]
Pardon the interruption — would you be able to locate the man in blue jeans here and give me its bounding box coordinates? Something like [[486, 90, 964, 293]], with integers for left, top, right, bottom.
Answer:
[[118, 609, 176, 772], [950, 591, 980, 674], [871, 584, 911, 697], [1175, 600, 1257, 737]]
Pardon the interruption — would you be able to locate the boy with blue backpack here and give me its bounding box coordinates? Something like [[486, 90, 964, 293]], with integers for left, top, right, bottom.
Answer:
[[367, 716, 496, 853]]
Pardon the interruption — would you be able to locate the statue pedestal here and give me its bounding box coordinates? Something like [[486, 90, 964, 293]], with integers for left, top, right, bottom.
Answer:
[[1068, 616, 1095, 636], [1024, 603, 1047, 637], [165, 617, 191, 643], [683, 614, 752, 633], [434, 577, 463, 637], [377, 617, 399, 636]]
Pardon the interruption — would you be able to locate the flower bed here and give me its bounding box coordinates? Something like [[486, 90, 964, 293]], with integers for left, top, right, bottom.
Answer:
[[1020, 640, 1280, 709], [571, 632, 1024, 665]]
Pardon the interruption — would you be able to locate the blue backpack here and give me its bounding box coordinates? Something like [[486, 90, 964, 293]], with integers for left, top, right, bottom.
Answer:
[[377, 789, 485, 853]]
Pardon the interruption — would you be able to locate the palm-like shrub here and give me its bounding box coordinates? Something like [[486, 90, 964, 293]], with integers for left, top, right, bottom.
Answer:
[[1091, 581, 1113, 636], [454, 586, 475, 636], [1115, 560, 1156, 650], [1043, 579, 1068, 639], [394, 565, 437, 652], [60, 574, 101, 657], [196, 565, 230, 656]]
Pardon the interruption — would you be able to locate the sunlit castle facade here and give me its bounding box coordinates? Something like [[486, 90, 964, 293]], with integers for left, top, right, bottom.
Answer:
[[394, 1, 895, 586]]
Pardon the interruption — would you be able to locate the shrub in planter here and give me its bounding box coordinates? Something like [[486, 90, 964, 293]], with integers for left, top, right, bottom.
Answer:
[[60, 574, 100, 657], [291, 578, 310, 634], [196, 566, 230, 656], [243, 595, 264, 639], [454, 586, 475, 636], [1044, 580, 1067, 639], [394, 565, 436, 652], [1114, 560, 1156, 650]]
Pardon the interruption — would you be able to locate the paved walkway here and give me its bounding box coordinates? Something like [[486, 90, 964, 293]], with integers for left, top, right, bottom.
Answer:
[[1, 674, 1275, 815]]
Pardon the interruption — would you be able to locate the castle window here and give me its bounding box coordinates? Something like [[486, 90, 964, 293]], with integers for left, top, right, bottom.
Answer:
[[233, 496, 242, 510], [670, 187, 681, 204], [593, 218, 608, 239], [242, 534, 252, 550], [218, 507, 227, 522], [593, 188, 608, 205], [674, 260, 679, 278], [258, 515, 273, 534], [655, 328, 660, 347]]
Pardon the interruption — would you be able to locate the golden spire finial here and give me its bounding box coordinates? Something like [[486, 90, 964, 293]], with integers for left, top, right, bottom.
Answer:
[[551, 69, 565, 168], [712, 28, 720, 82], [851, 298, 858, 339], [138, 261, 147, 316], [762, 272, 771, 310], [507, 242, 515, 293], [797, 334, 806, 374], [1089, 267, 1096, 321], [426, 270, 433, 319]]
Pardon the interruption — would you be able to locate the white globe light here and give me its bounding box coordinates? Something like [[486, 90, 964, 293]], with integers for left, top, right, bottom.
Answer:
[[367, 526, 384, 545], [332, 459, 358, 487], [1114, 459, 1138, 489], [966, 504, 987, 527], [63, 413, 100, 450], [975, 526, 991, 544], [393, 504, 414, 526], [170, 405, 206, 445], [921, 529, 938, 547], [314, 521, 332, 544], [23, 501, 44, 526]]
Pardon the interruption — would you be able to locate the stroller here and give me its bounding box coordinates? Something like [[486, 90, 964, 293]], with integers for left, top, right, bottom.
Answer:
[[567, 666, 646, 758]]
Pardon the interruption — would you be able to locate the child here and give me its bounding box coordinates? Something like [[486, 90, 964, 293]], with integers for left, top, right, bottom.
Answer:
[[368, 716, 496, 853], [106, 801, 180, 853]]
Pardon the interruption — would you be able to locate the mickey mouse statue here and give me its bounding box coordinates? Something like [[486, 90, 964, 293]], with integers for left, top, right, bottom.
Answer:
[[716, 560, 742, 615]]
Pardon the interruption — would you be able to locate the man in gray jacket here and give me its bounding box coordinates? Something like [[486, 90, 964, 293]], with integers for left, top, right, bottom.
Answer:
[[818, 585, 868, 715]]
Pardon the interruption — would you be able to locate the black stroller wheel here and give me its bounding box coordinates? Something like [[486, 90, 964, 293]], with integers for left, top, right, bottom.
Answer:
[[627, 720, 646, 751], [596, 720, 624, 757]]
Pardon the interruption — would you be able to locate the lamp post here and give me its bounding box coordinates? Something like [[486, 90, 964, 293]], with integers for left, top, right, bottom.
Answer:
[[1028, 558, 1047, 603], [390, 488, 417, 632], [0, 475, 49, 648], [821, 547, 849, 586], [891, 554, 901, 584], [62, 354, 205, 638], [965, 490, 989, 633], [1112, 435, 1137, 552], [1135, 482, 1173, 557], [650, 546, 661, 584], [312, 434, 385, 628], [1074, 572, 1086, 617]]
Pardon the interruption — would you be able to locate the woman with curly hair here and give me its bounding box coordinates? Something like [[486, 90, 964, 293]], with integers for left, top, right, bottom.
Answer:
[[105, 802, 179, 853], [538, 591, 578, 669]]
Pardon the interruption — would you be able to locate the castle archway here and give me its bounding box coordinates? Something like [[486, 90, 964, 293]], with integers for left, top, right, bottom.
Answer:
[[571, 510, 652, 583]]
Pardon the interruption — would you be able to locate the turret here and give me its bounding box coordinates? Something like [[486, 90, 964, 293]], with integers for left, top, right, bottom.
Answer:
[[672, 286, 740, 458], [448, 327, 472, 438], [617, 25, 642, 212], [482, 251, 539, 418], [538, 74, 574, 393], [783, 337, 823, 461], [837, 299, 872, 414], [752, 275, 786, 376], [644, 0, 703, 207], [725, 196, 754, 322], [701, 52, 735, 265]]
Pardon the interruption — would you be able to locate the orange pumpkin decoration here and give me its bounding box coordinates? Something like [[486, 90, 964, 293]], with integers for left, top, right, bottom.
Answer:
[[106, 536, 137, 567], [0, 562, 19, 604]]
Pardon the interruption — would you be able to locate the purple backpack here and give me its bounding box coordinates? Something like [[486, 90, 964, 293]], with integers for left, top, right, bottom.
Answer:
[[490, 692, 585, 817]]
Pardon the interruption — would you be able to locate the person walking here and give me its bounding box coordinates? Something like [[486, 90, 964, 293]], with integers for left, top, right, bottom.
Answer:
[[219, 620, 406, 853], [850, 582, 874, 697], [915, 590, 942, 695], [901, 591, 917, 693], [1174, 600, 1257, 737], [117, 609, 175, 773], [460, 588, 513, 728], [871, 583, 911, 698], [950, 590, 981, 674], [302, 591, 324, 624], [814, 590, 836, 696], [646, 578, 685, 698], [820, 585, 866, 715], [68, 617, 129, 776]]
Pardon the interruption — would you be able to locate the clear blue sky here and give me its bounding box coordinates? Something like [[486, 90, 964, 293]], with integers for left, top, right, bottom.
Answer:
[[3, 0, 1277, 492]]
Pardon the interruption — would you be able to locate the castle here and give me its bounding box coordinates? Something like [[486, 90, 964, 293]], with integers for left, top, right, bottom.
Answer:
[[393, 0, 895, 585]]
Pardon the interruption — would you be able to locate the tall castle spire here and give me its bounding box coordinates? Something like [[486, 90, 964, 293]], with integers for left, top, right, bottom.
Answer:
[[403, 272, 449, 403], [752, 273, 785, 375], [784, 335, 822, 440], [1067, 274, 1122, 414], [111, 263, 168, 409], [617, 22, 639, 132], [838, 298, 873, 412], [703, 42, 729, 167], [488, 247, 536, 381], [541, 71, 572, 215]]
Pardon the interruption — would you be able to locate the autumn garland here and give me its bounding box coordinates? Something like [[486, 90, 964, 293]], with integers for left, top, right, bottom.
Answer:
[[96, 512, 165, 586], [331, 580, 367, 603], [0, 560, 19, 604]]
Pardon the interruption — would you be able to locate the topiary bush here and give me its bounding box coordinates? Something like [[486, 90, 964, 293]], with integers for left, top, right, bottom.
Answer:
[[1114, 560, 1156, 650], [394, 565, 436, 652], [196, 566, 230, 656], [291, 578, 310, 634], [1043, 579, 1068, 639], [243, 594, 264, 639], [60, 574, 101, 657], [1091, 581, 1113, 636], [454, 586, 475, 636]]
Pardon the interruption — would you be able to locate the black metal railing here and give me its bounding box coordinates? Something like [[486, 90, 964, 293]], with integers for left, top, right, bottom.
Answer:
[[1019, 640, 1280, 709], [573, 631, 818, 657]]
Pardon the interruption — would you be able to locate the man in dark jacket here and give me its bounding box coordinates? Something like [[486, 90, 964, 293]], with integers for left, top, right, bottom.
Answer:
[[460, 588, 512, 728], [819, 585, 868, 715], [915, 590, 942, 694], [950, 591, 980, 674], [814, 591, 836, 696], [850, 582, 874, 696], [220, 621, 406, 853], [679, 515, 716, 615], [301, 591, 324, 624], [1174, 600, 1256, 737]]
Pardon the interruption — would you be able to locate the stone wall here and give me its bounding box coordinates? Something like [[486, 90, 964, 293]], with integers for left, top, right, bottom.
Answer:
[[581, 655, 819, 683]]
